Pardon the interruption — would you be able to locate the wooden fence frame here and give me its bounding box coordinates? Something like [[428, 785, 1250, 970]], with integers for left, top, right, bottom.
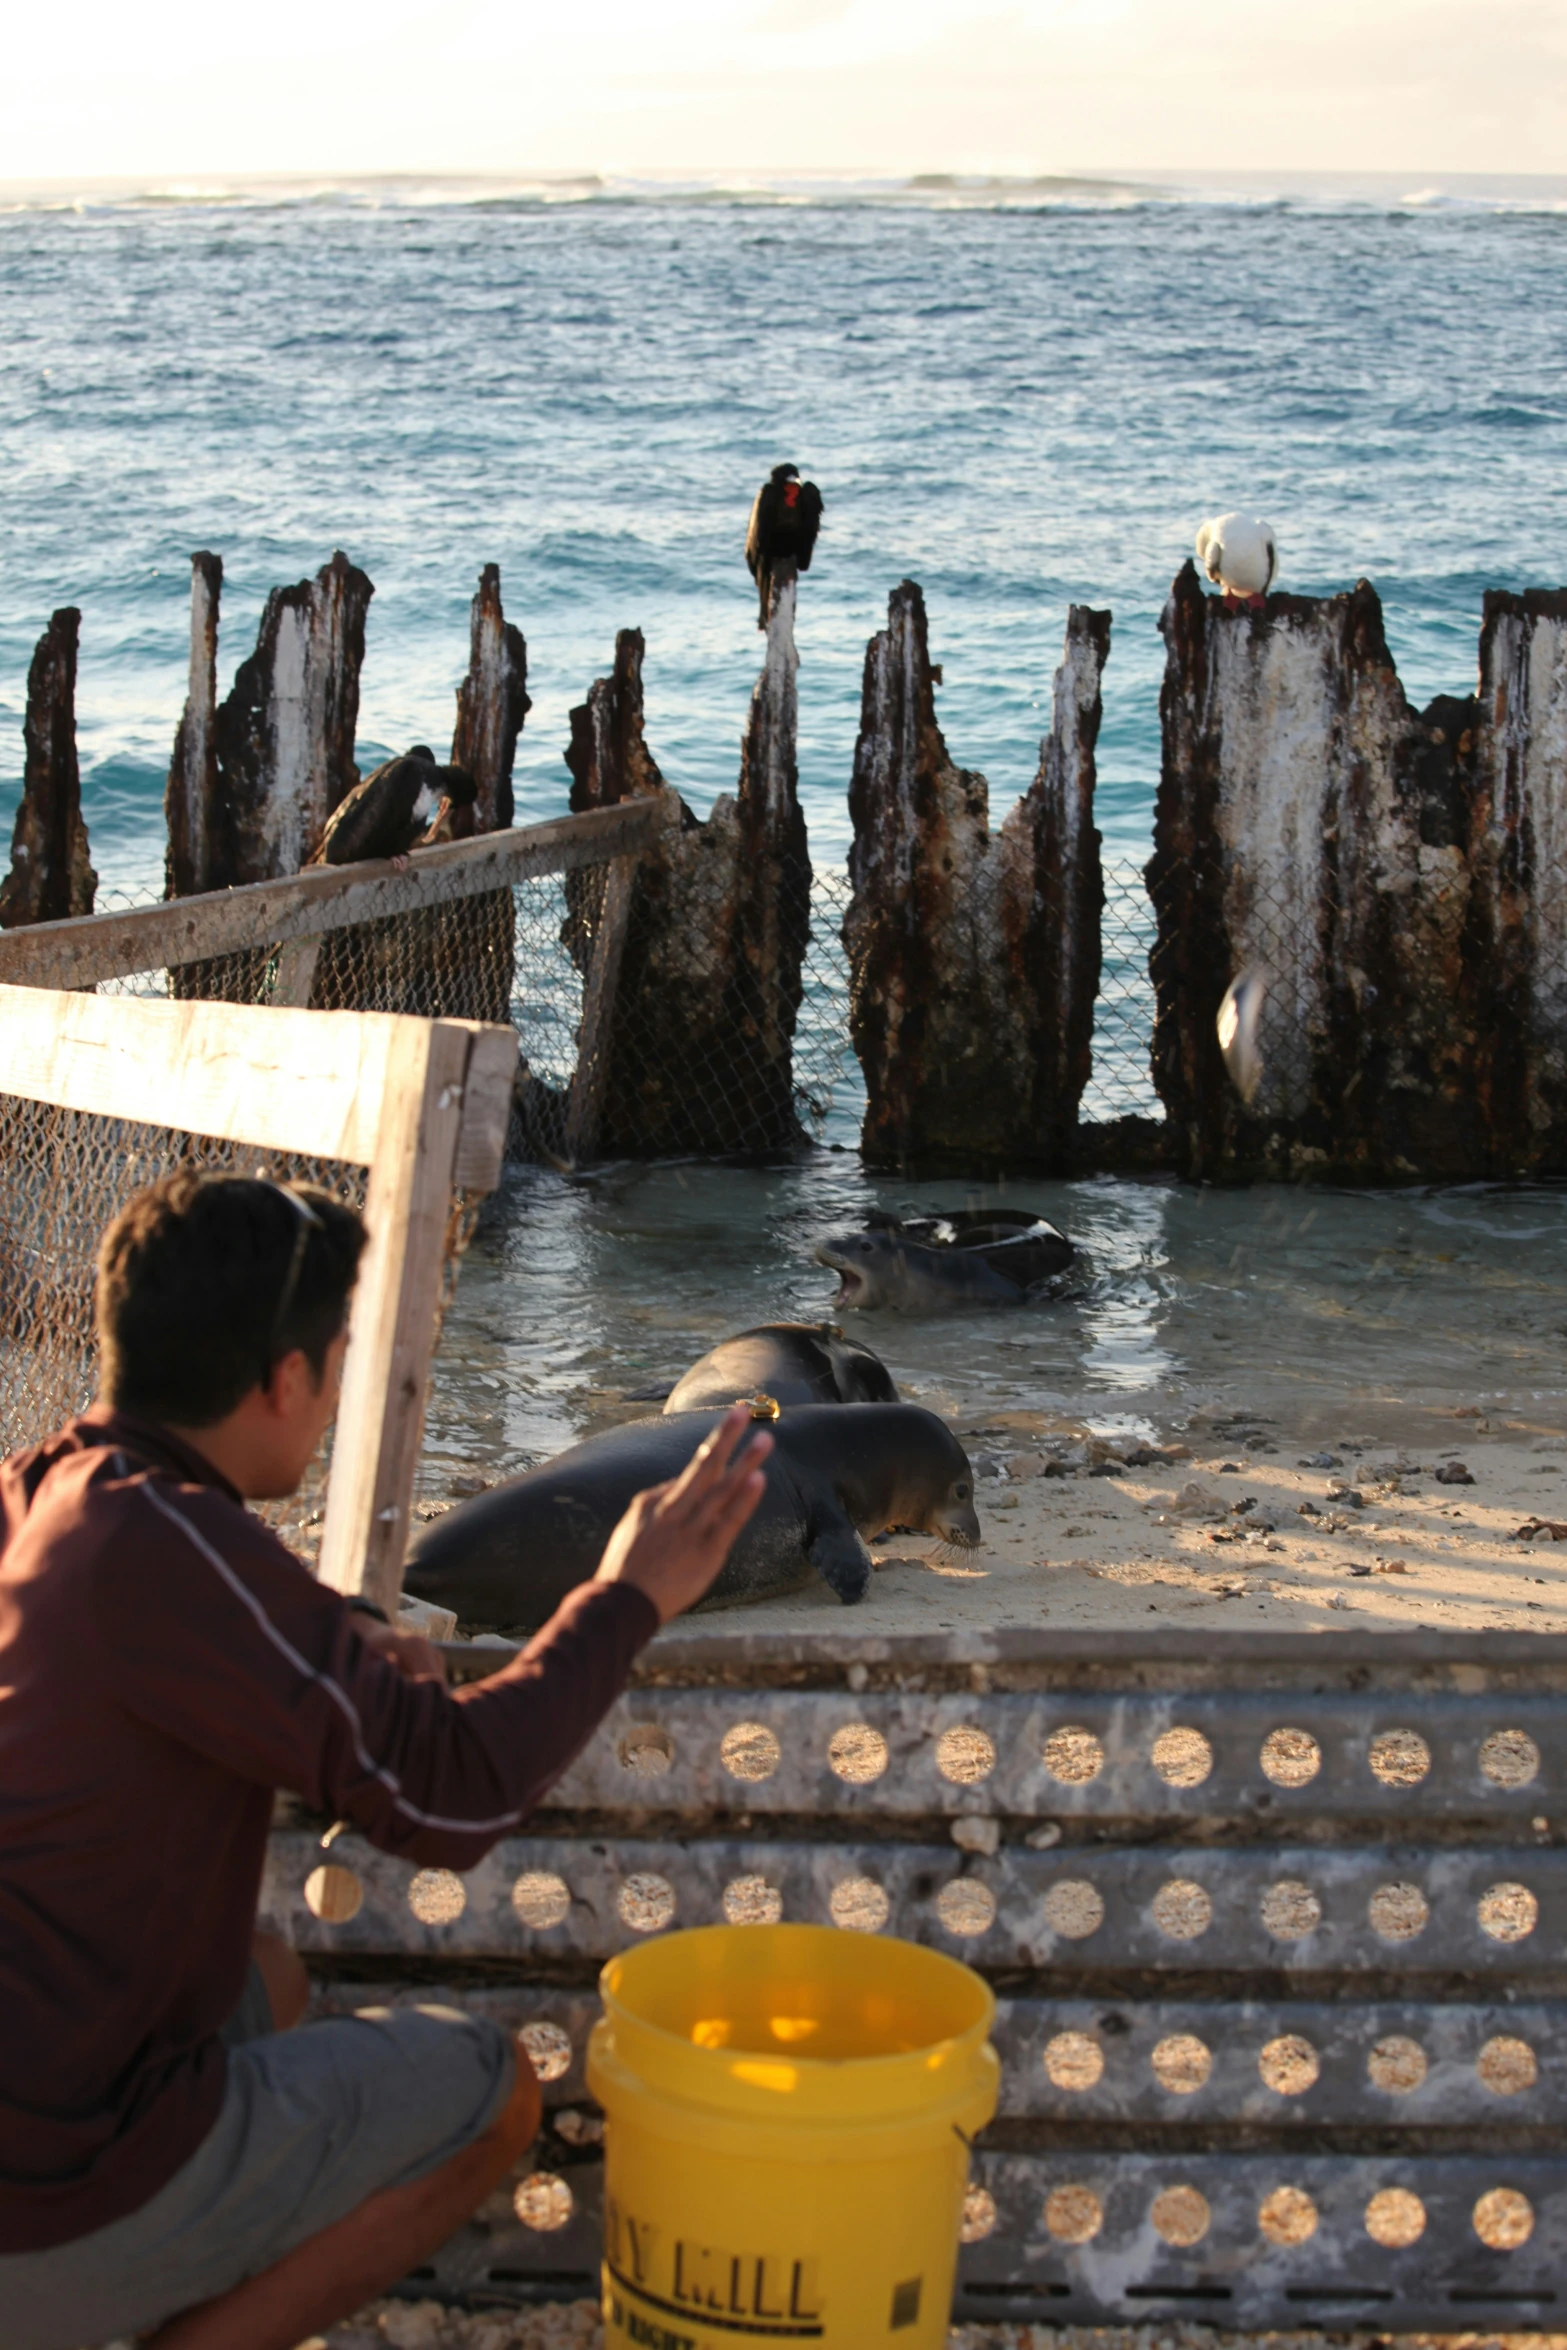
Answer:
[[0, 793, 673, 1172], [0, 984, 518, 1618], [0, 796, 667, 994]]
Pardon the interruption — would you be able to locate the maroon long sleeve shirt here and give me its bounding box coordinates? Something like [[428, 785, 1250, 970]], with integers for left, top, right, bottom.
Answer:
[[0, 1409, 657, 2254]]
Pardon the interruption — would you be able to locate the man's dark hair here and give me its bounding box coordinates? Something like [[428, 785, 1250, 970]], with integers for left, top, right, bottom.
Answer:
[[95, 1173, 368, 1427]]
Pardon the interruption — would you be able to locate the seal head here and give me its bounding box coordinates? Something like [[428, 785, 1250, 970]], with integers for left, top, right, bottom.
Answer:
[[817, 1210, 1074, 1311]]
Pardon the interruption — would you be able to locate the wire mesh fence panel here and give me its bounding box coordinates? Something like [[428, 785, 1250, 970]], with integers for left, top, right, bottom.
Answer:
[[8, 813, 1169, 1167], [1083, 861, 1161, 1125], [0, 980, 510, 1604], [545, 854, 862, 1163], [795, 870, 865, 1150], [0, 1094, 372, 1548]]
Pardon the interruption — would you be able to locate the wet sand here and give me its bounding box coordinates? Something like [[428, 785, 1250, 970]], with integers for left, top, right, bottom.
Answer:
[[418, 1165, 1567, 1646]]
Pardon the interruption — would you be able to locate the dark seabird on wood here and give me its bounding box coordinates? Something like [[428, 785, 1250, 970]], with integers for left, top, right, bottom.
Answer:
[[745, 462, 823, 627], [306, 750, 478, 868]]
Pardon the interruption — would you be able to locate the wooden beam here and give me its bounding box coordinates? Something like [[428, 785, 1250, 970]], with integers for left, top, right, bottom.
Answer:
[[453, 1021, 521, 1191], [0, 797, 671, 993], [316, 1020, 473, 1615], [0, 985, 518, 1615], [0, 984, 404, 1164], [564, 854, 638, 1165], [270, 934, 323, 1008]]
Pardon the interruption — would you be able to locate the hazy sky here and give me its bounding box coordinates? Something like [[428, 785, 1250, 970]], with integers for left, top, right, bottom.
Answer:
[[3, 0, 1563, 183]]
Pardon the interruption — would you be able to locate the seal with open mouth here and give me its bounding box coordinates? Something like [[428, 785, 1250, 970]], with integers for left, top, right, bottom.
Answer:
[[816, 1209, 1075, 1311], [404, 1403, 980, 1627]]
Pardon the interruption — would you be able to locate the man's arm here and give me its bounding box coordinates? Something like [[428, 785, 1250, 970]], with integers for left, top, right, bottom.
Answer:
[[94, 1409, 769, 1866]]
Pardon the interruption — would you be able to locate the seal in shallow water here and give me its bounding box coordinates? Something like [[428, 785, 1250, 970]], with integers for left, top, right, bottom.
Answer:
[[404, 1403, 979, 1628], [816, 1209, 1075, 1311], [663, 1322, 898, 1412]]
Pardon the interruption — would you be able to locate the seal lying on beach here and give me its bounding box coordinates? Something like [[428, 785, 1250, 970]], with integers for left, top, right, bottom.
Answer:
[[404, 1404, 979, 1627], [662, 1323, 899, 1412], [817, 1210, 1075, 1311]]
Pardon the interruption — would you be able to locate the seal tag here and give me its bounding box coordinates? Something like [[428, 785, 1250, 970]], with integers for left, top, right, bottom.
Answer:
[[747, 1393, 782, 1421]]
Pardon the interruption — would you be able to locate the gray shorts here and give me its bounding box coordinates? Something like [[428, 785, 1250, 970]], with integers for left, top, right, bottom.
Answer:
[[1, 1965, 516, 2350]]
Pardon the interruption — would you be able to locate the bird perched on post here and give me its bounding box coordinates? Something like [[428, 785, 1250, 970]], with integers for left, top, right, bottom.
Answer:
[[306, 748, 478, 868], [1195, 512, 1278, 605], [745, 463, 824, 628]]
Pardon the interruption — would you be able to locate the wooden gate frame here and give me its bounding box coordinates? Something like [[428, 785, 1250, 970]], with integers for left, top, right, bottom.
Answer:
[[0, 984, 517, 1618]]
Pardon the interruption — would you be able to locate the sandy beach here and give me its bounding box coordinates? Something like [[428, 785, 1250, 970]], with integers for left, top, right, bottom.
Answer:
[[327, 2301, 1567, 2350], [555, 1385, 1566, 1650]]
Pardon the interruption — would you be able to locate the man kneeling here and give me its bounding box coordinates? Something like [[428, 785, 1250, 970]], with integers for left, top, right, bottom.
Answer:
[[0, 1174, 769, 2350]]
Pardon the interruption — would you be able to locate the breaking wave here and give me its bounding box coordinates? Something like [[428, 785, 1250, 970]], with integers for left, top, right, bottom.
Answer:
[[4, 169, 1567, 219]]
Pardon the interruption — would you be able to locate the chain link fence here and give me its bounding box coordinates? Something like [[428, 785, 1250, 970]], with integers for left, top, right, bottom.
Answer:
[[1084, 858, 1161, 1125], [40, 846, 1165, 1163], [0, 1101, 371, 1549]]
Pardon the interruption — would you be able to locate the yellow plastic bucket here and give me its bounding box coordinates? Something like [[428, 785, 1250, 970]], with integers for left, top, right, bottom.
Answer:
[[587, 1922, 998, 2350]]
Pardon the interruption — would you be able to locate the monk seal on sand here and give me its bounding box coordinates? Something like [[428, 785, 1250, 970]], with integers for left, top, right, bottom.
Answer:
[[404, 1403, 979, 1628], [817, 1209, 1075, 1311], [663, 1322, 898, 1412]]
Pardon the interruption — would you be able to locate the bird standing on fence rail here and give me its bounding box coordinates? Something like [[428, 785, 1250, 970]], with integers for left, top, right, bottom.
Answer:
[[306, 748, 478, 869], [1195, 511, 1278, 605], [746, 464, 824, 628]]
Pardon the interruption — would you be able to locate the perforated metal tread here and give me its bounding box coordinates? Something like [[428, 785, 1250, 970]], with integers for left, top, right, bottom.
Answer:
[[270, 1633, 1567, 2331]]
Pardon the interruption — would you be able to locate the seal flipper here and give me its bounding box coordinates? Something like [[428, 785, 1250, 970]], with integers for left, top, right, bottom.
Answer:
[[806, 1509, 874, 1604]]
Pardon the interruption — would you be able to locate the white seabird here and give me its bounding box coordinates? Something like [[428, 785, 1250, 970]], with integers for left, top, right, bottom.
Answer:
[[1195, 511, 1278, 601], [1217, 970, 1267, 1103]]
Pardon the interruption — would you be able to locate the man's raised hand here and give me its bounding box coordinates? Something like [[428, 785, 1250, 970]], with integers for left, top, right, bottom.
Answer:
[[593, 1405, 772, 1625]]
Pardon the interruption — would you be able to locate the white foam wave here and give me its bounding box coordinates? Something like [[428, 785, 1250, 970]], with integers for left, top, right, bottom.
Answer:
[[6, 167, 1564, 222]]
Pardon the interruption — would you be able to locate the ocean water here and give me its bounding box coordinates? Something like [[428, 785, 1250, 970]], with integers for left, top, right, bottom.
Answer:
[[4, 176, 1567, 892], [4, 176, 1567, 1450]]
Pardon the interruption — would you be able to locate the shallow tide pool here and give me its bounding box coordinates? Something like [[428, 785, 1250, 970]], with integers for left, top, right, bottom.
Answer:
[[418, 1161, 1567, 1499]]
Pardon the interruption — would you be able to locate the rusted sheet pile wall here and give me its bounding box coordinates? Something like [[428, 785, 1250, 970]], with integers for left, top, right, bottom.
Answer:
[[1470, 588, 1567, 1166], [267, 1632, 1567, 2329], [0, 607, 97, 928], [564, 583, 811, 1157], [20, 553, 1567, 1178], [311, 564, 531, 1022], [157, 551, 535, 1018], [1151, 562, 1567, 1181], [206, 549, 374, 885], [843, 581, 1109, 1172]]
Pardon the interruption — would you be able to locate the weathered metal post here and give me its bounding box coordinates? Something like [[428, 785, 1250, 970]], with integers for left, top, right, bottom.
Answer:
[[562, 597, 811, 1159], [450, 561, 531, 835], [843, 581, 1109, 1171], [1468, 587, 1567, 1164], [1148, 562, 1567, 1181], [0, 607, 97, 929], [400, 562, 534, 1024], [163, 549, 372, 1003], [163, 552, 223, 899], [211, 548, 374, 883]]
